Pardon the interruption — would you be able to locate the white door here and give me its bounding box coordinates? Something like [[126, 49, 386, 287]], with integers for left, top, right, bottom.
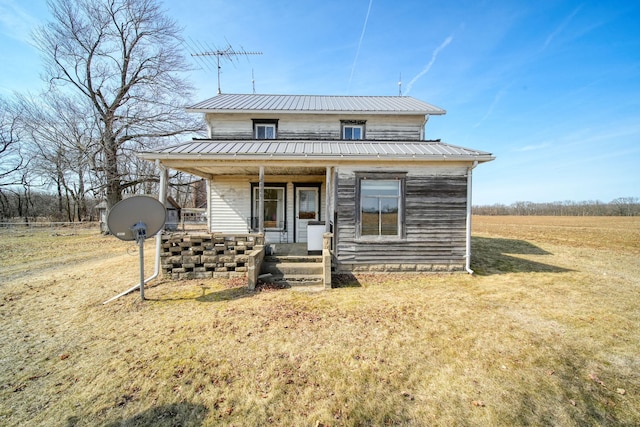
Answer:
[[296, 187, 319, 242]]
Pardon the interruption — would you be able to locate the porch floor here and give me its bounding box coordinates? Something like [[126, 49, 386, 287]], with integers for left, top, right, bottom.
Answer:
[[268, 242, 308, 257]]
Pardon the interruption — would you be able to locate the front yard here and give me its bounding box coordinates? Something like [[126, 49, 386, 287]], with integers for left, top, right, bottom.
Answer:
[[1, 216, 639, 426]]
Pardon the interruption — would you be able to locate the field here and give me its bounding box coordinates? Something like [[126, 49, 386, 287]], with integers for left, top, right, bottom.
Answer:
[[1, 216, 639, 426]]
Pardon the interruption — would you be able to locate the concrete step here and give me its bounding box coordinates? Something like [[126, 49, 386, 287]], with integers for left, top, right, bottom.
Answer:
[[261, 261, 323, 277], [264, 255, 322, 263], [263, 275, 324, 288]]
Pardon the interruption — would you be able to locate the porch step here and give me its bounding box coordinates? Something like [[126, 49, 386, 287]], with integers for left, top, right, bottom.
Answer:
[[266, 275, 324, 288], [260, 254, 324, 287], [261, 261, 323, 277], [264, 255, 322, 264]]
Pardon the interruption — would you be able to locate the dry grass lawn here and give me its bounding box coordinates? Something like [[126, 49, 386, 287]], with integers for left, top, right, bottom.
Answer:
[[1, 216, 639, 426]]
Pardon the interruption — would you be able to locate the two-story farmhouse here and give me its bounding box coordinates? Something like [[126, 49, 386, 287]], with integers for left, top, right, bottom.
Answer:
[[140, 94, 494, 285]]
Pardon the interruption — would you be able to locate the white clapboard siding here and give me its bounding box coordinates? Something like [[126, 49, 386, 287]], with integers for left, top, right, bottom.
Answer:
[[209, 180, 250, 233], [209, 179, 327, 243], [285, 183, 294, 243]]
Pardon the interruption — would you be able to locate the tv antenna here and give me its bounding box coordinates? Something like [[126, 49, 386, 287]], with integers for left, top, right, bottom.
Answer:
[[398, 72, 403, 96], [105, 196, 166, 302], [191, 44, 262, 94]]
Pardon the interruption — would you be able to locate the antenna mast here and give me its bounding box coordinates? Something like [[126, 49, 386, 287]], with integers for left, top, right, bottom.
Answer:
[[398, 73, 403, 96], [252, 69, 256, 94], [191, 44, 262, 94]]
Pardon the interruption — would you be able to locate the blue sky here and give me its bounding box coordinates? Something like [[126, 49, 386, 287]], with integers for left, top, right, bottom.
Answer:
[[1, 0, 639, 205]]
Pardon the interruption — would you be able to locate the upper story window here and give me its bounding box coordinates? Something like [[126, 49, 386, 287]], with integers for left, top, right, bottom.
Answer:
[[341, 120, 366, 140], [253, 119, 278, 139], [344, 125, 363, 140]]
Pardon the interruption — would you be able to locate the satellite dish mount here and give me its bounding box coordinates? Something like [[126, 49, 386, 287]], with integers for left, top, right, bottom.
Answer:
[[107, 196, 166, 301]]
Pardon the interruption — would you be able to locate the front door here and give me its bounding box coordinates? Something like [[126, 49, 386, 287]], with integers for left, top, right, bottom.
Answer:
[[296, 187, 319, 242]]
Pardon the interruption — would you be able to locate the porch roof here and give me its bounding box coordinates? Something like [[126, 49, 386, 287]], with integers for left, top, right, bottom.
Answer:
[[139, 139, 494, 177], [143, 139, 492, 159], [187, 94, 446, 115]]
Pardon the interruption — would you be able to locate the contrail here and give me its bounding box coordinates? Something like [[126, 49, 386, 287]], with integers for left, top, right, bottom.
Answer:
[[405, 35, 453, 95], [474, 87, 507, 128], [348, 0, 373, 92], [543, 5, 582, 50]]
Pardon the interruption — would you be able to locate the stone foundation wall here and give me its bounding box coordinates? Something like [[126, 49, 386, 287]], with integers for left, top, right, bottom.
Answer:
[[338, 263, 466, 273], [161, 233, 265, 280]]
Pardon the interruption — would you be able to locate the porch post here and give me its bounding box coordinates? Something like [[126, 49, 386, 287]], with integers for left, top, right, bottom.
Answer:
[[325, 166, 333, 232], [258, 166, 265, 234], [205, 179, 211, 232]]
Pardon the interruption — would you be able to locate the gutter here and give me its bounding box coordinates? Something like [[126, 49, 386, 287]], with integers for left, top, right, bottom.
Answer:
[[465, 160, 478, 274]]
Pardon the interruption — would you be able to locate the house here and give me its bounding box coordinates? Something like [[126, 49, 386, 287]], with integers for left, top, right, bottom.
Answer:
[[139, 94, 494, 286], [95, 201, 109, 233], [164, 196, 181, 231]]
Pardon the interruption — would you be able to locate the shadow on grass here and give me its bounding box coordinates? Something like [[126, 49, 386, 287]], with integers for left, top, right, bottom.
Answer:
[[144, 285, 256, 303], [196, 285, 256, 302], [471, 236, 572, 275], [331, 273, 363, 288], [66, 402, 208, 427]]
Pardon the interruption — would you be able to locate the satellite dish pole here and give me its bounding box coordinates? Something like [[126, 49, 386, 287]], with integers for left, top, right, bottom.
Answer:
[[191, 44, 262, 94], [105, 196, 166, 303], [132, 221, 147, 300]]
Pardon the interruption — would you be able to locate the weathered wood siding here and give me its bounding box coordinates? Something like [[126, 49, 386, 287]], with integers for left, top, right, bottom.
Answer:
[[335, 166, 468, 269], [206, 113, 424, 140]]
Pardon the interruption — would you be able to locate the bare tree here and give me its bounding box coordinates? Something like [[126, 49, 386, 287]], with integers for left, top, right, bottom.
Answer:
[[17, 92, 100, 221], [0, 97, 30, 219], [0, 97, 26, 190], [611, 197, 640, 216], [34, 0, 204, 209]]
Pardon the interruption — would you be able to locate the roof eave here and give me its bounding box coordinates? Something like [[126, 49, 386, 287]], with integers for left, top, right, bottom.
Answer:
[[185, 108, 446, 115], [138, 152, 494, 163]]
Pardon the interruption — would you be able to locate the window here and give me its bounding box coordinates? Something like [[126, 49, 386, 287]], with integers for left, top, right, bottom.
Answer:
[[343, 125, 363, 140], [341, 120, 366, 140], [252, 185, 285, 229], [255, 124, 276, 139], [359, 178, 403, 238], [253, 119, 278, 139]]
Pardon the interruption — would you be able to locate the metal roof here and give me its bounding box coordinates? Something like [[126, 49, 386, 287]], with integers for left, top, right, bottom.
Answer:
[[187, 94, 446, 115], [140, 139, 494, 162]]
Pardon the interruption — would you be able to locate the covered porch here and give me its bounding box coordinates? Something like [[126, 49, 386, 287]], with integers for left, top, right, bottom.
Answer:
[[148, 157, 336, 289], [157, 160, 336, 245]]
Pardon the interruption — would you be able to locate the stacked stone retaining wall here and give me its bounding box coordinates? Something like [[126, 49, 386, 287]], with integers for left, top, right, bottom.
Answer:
[[161, 233, 265, 280]]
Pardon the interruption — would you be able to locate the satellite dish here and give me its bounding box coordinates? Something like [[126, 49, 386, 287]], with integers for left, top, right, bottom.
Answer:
[[107, 196, 166, 300], [107, 196, 166, 241]]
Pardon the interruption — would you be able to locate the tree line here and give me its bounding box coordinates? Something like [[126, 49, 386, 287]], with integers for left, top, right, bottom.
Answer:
[[0, 0, 204, 222], [474, 198, 640, 216]]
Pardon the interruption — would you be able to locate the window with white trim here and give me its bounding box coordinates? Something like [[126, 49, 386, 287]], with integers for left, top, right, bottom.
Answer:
[[343, 125, 363, 140], [255, 123, 276, 139], [341, 120, 366, 140]]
